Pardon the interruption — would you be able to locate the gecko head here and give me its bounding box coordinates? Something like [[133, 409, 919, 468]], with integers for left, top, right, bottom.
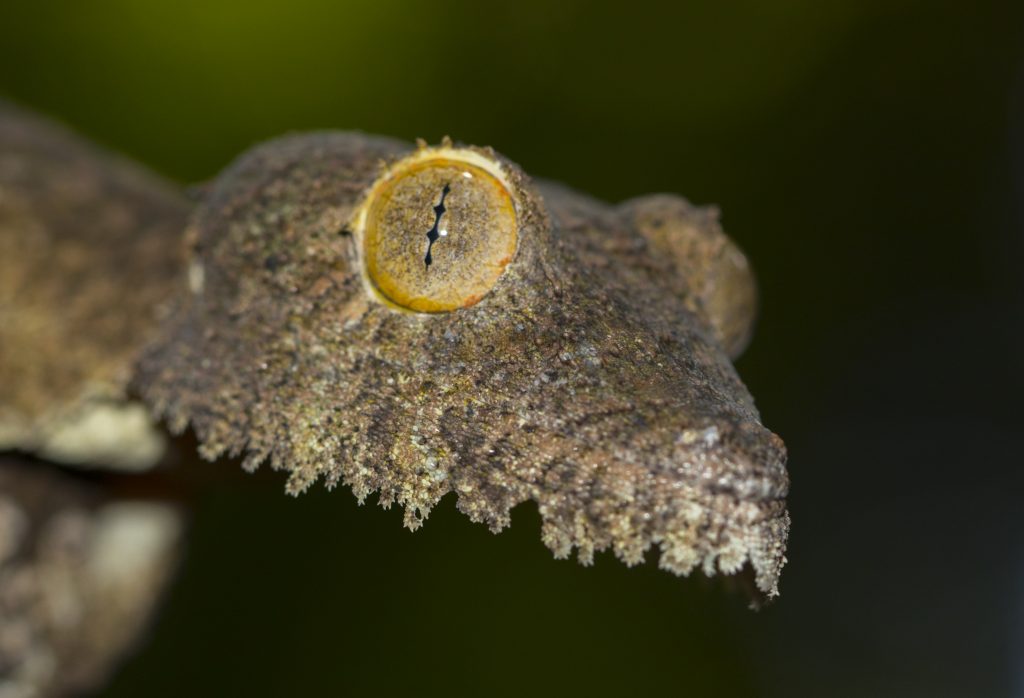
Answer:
[[137, 133, 789, 598]]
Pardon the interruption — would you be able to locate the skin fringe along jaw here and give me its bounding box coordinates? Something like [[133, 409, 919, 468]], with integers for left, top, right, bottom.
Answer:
[[135, 133, 789, 598]]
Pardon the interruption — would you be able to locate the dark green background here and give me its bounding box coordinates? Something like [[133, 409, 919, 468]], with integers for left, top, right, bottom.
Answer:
[[2, 1, 1022, 696]]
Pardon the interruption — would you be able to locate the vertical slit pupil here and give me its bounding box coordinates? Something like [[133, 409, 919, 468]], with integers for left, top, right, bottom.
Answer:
[[424, 183, 451, 268]]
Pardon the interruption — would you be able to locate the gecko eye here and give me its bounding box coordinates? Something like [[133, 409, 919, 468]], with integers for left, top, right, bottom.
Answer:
[[357, 150, 518, 313]]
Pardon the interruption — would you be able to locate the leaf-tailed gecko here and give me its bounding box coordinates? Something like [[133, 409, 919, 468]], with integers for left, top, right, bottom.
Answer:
[[0, 100, 789, 610]]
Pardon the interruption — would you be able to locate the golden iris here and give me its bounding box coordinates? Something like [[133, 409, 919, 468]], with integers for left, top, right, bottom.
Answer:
[[361, 156, 517, 313]]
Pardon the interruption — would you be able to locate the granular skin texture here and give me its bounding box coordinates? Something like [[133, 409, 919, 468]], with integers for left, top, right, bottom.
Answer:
[[0, 101, 188, 469], [136, 133, 790, 596]]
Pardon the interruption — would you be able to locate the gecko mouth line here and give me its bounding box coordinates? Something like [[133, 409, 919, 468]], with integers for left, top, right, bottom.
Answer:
[[424, 182, 451, 268]]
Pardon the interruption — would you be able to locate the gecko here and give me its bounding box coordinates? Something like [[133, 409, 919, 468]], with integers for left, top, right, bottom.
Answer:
[[0, 99, 789, 693]]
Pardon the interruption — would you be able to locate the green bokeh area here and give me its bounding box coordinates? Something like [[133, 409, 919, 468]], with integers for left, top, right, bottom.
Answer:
[[2, 1, 1023, 696]]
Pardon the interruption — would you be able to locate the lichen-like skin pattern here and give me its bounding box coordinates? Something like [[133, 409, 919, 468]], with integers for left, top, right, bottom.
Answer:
[[0, 101, 188, 470], [138, 133, 790, 596]]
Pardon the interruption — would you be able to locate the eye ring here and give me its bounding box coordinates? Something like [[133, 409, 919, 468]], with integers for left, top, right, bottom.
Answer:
[[354, 146, 519, 314]]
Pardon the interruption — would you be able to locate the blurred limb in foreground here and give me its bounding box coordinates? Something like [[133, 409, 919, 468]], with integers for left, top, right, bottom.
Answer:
[[0, 100, 189, 697], [0, 457, 183, 698]]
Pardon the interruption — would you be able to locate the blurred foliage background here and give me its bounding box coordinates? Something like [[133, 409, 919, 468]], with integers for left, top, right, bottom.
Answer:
[[2, 1, 1022, 696]]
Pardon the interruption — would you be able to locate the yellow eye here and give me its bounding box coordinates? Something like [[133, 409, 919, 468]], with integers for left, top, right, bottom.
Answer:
[[359, 151, 518, 313]]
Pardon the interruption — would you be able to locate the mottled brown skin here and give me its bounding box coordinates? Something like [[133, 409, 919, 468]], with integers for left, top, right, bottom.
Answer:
[[0, 101, 189, 468], [0, 100, 788, 597], [137, 133, 790, 595]]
